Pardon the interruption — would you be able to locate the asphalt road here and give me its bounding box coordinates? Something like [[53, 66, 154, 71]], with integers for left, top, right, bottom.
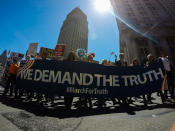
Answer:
[[0, 85, 175, 131]]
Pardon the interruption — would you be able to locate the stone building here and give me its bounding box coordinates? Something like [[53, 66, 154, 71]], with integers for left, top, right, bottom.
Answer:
[[110, 0, 175, 64], [57, 7, 88, 57]]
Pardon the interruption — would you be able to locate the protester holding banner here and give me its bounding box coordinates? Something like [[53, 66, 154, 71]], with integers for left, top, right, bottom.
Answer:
[[101, 59, 119, 106], [99, 59, 108, 107], [145, 54, 165, 104], [131, 58, 148, 106], [3, 59, 19, 96], [17, 55, 29, 98], [116, 53, 128, 106], [83, 53, 97, 108], [160, 52, 174, 99], [95, 59, 108, 107], [128, 59, 139, 104], [37, 52, 50, 104], [87, 53, 94, 63], [41, 52, 48, 60], [64, 51, 76, 110], [169, 62, 175, 99], [131, 59, 139, 66], [41, 52, 55, 105], [116, 53, 127, 67], [146, 54, 155, 103], [18, 55, 35, 100]]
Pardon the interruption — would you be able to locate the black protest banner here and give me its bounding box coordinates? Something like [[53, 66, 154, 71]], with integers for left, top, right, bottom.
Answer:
[[16, 60, 165, 98]]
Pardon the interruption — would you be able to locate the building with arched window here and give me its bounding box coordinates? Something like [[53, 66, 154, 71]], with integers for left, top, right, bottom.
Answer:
[[110, 0, 175, 64]]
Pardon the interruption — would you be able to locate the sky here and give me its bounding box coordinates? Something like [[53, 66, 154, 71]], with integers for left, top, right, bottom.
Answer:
[[0, 0, 119, 62]]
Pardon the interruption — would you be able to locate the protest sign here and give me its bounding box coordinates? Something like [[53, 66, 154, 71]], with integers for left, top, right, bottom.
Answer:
[[53, 44, 65, 57], [10, 52, 24, 62], [16, 60, 165, 98], [76, 48, 86, 58], [27, 43, 38, 57], [39, 47, 54, 58]]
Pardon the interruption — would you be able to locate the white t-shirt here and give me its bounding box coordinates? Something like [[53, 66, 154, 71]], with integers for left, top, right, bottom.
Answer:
[[161, 57, 171, 71]]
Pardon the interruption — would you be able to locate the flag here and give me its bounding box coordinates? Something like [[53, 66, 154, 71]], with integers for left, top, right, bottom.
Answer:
[[8, 50, 11, 56], [17, 60, 35, 77], [110, 52, 114, 55]]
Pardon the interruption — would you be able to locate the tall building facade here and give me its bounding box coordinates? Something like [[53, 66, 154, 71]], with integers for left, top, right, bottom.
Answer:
[[110, 0, 175, 64], [159, 0, 175, 21], [57, 7, 88, 57]]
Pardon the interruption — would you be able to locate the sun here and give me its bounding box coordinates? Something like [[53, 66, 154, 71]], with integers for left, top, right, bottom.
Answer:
[[94, 0, 111, 13]]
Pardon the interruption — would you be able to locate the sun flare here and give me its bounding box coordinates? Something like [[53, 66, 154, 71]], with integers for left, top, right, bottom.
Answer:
[[94, 0, 111, 13]]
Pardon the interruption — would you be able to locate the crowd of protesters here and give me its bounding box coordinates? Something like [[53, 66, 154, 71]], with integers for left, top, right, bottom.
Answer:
[[1, 51, 175, 110]]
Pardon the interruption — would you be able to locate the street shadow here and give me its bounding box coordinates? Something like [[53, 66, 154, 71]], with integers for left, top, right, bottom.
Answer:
[[0, 91, 175, 118], [0, 95, 136, 118]]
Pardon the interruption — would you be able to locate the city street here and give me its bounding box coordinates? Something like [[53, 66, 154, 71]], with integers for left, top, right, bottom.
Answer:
[[1, 0, 175, 131], [0, 85, 175, 131]]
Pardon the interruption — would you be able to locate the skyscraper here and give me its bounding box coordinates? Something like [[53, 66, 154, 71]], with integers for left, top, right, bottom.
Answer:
[[159, 0, 175, 20], [110, 0, 175, 64], [57, 7, 88, 57]]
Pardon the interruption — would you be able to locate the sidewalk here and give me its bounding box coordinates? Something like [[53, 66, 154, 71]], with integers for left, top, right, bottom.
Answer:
[[0, 114, 22, 131], [0, 86, 22, 131], [0, 85, 175, 131], [0, 99, 22, 131]]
